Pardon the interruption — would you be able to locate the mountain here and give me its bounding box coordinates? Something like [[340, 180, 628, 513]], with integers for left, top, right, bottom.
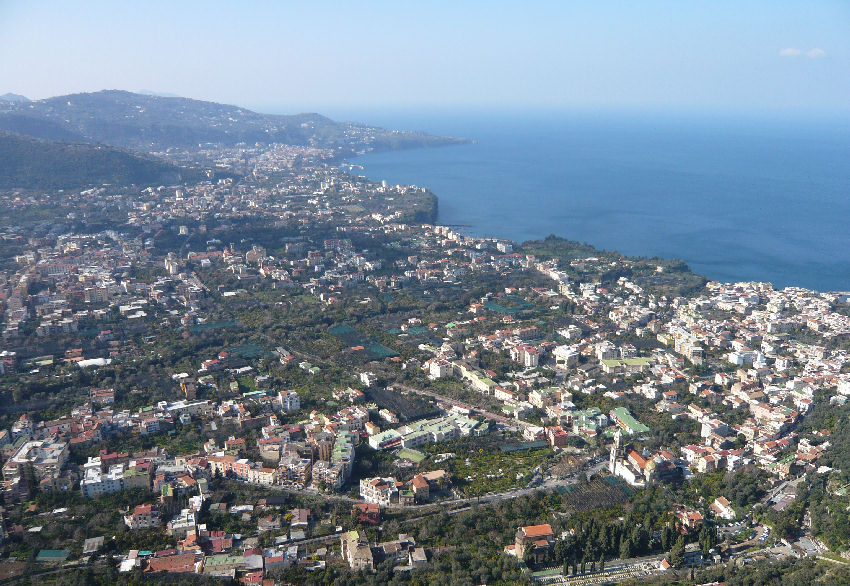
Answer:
[[0, 131, 194, 190], [0, 93, 29, 103], [0, 90, 467, 154]]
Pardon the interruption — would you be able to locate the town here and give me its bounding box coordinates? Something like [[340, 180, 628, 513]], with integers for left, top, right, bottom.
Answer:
[[1, 132, 850, 585]]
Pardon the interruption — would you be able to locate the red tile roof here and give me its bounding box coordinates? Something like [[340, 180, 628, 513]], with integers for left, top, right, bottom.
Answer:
[[520, 524, 553, 538], [145, 553, 197, 573]]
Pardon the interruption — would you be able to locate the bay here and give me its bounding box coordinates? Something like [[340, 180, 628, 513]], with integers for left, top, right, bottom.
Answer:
[[348, 109, 850, 291]]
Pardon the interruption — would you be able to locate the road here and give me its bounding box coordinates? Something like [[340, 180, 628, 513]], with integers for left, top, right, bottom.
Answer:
[[265, 471, 586, 512], [254, 450, 607, 517]]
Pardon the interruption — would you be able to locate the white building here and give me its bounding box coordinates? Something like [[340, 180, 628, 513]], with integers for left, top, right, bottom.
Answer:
[[3, 439, 68, 482], [428, 359, 451, 379], [595, 341, 618, 361], [710, 496, 736, 520], [278, 390, 300, 412], [81, 464, 125, 498], [360, 372, 378, 387], [167, 508, 198, 539], [359, 477, 399, 505], [553, 345, 579, 368]]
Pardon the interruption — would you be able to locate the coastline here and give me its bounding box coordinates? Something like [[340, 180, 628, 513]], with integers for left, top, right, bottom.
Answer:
[[350, 112, 850, 293]]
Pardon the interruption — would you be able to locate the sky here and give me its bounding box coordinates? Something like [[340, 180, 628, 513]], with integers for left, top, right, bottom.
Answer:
[[0, 1, 848, 116]]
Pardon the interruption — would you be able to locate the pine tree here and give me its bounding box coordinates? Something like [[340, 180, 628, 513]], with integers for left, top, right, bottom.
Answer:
[[669, 535, 686, 568], [701, 535, 711, 558], [619, 533, 634, 559], [661, 524, 673, 551]]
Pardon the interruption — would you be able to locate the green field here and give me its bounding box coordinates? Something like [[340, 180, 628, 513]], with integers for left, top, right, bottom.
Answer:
[[396, 448, 426, 463]]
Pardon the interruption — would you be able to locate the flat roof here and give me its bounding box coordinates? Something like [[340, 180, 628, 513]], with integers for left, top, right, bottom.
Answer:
[[611, 407, 650, 433]]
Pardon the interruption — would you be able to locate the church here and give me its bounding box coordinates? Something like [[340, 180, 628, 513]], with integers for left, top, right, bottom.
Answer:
[[608, 431, 682, 487]]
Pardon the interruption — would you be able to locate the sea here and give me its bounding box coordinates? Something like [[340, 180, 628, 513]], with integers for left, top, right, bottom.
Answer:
[[342, 109, 850, 292]]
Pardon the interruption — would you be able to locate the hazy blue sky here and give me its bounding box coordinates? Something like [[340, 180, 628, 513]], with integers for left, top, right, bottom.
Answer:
[[1, 1, 847, 115]]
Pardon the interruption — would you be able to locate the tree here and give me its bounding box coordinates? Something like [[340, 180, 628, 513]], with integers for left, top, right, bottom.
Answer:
[[24, 463, 38, 496], [619, 533, 634, 559], [669, 535, 685, 568], [632, 525, 650, 554], [554, 539, 569, 563], [599, 555, 604, 572], [699, 524, 716, 558], [661, 523, 674, 551]]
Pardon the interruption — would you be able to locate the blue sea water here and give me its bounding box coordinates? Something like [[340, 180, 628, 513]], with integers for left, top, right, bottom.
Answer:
[[347, 110, 850, 292]]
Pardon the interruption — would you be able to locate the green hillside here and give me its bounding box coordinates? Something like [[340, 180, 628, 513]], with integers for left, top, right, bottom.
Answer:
[[0, 131, 193, 190]]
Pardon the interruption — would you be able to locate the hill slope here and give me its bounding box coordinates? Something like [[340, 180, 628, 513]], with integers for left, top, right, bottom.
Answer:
[[0, 93, 29, 103], [0, 131, 192, 190], [0, 90, 467, 153]]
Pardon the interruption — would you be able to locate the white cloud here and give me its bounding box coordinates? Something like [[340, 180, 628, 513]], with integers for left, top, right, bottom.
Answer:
[[779, 47, 826, 59]]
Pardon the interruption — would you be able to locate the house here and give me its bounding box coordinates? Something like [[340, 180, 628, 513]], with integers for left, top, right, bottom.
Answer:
[[523, 426, 546, 442], [290, 508, 311, 528], [167, 508, 198, 539], [674, 506, 704, 531], [360, 477, 399, 505], [243, 548, 263, 572], [547, 426, 569, 448], [203, 553, 244, 577], [278, 390, 300, 412], [341, 530, 374, 571], [420, 469, 449, 490], [83, 536, 105, 555], [125, 504, 160, 529], [553, 345, 579, 368], [411, 475, 429, 502], [509, 524, 555, 564], [144, 552, 198, 574], [353, 503, 380, 525], [609, 407, 650, 435], [710, 496, 736, 520], [409, 547, 427, 566], [258, 515, 282, 532], [264, 550, 292, 572], [528, 387, 556, 409]]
